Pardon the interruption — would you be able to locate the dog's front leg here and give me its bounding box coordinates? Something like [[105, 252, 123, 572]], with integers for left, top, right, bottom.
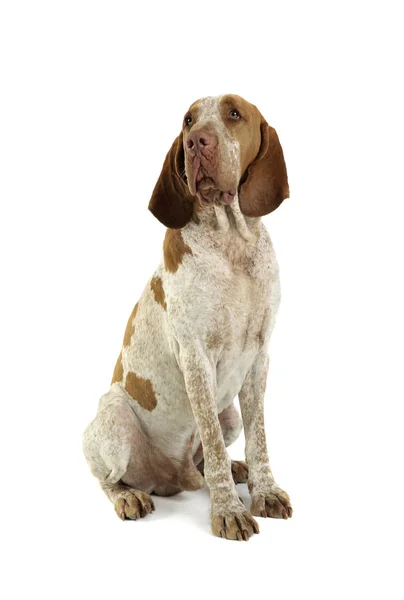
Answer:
[[181, 348, 259, 541], [239, 350, 293, 519]]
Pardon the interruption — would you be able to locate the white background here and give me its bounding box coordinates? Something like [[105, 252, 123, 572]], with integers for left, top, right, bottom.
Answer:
[[1, 1, 403, 598]]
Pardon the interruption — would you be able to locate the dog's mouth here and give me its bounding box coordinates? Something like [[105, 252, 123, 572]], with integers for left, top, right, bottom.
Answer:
[[186, 158, 237, 206], [196, 178, 236, 206]]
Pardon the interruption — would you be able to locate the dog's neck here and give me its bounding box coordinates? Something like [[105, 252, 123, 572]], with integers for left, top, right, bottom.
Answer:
[[190, 194, 259, 243]]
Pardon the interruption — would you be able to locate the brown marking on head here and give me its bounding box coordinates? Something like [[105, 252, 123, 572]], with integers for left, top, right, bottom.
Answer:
[[214, 94, 289, 217], [123, 303, 138, 347], [219, 94, 289, 217], [219, 94, 263, 176], [125, 371, 157, 411], [150, 276, 167, 310], [111, 351, 123, 384], [163, 229, 192, 273]]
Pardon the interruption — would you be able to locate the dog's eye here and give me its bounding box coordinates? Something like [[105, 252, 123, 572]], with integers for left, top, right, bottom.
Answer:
[[185, 115, 193, 126], [230, 109, 241, 120]]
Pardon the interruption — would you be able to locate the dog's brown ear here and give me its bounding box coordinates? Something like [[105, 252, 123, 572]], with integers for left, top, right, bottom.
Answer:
[[239, 122, 289, 217], [148, 132, 195, 229]]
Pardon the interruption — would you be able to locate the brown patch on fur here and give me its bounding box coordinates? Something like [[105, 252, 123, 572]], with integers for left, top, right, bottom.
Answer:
[[163, 229, 192, 273], [206, 330, 222, 350], [219, 94, 289, 218], [148, 133, 195, 229], [123, 303, 138, 347], [150, 276, 167, 310], [238, 123, 289, 217], [111, 351, 123, 384], [125, 371, 157, 411]]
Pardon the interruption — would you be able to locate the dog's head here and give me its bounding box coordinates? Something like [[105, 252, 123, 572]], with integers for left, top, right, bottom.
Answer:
[[149, 94, 289, 228]]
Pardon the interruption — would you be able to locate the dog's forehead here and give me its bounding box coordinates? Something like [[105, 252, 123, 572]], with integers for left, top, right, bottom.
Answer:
[[188, 96, 221, 120], [187, 95, 258, 122]]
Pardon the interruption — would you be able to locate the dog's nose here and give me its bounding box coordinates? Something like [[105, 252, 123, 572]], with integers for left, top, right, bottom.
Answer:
[[186, 130, 215, 152]]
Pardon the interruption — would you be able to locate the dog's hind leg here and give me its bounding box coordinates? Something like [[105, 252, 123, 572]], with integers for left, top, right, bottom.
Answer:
[[83, 390, 156, 520], [101, 481, 155, 521]]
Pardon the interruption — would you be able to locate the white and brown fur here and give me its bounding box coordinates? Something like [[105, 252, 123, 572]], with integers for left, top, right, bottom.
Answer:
[[83, 94, 292, 541]]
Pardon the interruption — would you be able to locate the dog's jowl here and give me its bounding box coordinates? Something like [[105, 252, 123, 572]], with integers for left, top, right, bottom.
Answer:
[[83, 94, 293, 541]]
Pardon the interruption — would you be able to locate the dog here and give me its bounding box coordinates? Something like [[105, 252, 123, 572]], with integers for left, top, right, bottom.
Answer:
[[83, 94, 292, 541]]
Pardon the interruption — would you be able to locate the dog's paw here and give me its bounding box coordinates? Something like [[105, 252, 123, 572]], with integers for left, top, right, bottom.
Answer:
[[114, 489, 155, 521], [211, 508, 259, 541], [250, 484, 293, 519], [231, 460, 249, 484]]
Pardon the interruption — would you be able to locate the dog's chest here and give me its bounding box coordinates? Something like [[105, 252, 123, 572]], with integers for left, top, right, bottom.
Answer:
[[196, 233, 277, 410], [167, 221, 279, 412], [210, 266, 269, 409]]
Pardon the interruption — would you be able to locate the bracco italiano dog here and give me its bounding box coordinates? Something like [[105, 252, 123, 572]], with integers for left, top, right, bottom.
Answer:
[[83, 94, 293, 541]]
